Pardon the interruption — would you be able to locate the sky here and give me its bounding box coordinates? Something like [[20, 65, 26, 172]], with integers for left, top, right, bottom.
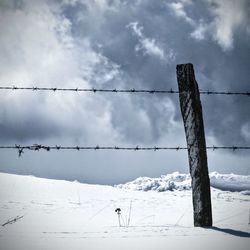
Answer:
[[0, 0, 250, 184]]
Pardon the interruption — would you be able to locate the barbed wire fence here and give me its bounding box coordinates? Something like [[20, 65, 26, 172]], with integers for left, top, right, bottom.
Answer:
[[0, 85, 250, 96], [1, 145, 250, 157], [2, 63, 249, 227], [0, 83, 250, 157]]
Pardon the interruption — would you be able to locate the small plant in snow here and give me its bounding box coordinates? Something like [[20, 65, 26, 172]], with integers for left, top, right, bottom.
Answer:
[[115, 201, 133, 227], [115, 208, 122, 227]]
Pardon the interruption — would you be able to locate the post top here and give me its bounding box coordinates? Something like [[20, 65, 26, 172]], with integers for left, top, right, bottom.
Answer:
[[176, 63, 193, 70]]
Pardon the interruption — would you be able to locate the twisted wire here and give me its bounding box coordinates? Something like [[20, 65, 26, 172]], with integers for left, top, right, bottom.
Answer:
[[0, 86, 249, 96], [1, 144, 249, 157]]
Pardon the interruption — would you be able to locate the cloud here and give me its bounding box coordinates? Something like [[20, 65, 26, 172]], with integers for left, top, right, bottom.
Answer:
[[168, 0, 250, 51], [208, 0, 249, 51], [0, 0, 121, 144], [168, 1, 194, 25], [190, 22, 208, 40], [127, 22, 176, 63], [241, 123, 250, 140]]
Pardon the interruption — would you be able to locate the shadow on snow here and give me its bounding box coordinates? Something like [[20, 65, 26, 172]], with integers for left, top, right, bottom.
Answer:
[[208, 226, 250, 238]]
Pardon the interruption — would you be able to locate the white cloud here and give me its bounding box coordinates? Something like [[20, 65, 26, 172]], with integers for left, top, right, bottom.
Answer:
[[209, 0, 248, 51], [168, 1, 194, 25], [127, 22, 175, 63], [190, 22, 209, 40], [168, 0, 249, 51], [0, 0, 121, 144]]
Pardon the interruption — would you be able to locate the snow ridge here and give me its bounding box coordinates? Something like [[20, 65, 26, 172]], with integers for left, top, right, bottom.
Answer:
[[116, 172, 250, 194]]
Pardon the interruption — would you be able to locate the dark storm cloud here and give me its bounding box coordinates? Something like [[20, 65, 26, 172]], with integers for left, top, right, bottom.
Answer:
[[1, 0, 250, 146], [0, 113, 60, 142], [59, 0, 250, 146]]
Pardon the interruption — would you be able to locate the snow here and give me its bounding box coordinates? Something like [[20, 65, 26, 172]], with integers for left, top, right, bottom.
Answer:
[[116, 172, 191, 192], [210, 172, 250, 192], [116, 172, 250, 193], [0, 172, 249, 250]]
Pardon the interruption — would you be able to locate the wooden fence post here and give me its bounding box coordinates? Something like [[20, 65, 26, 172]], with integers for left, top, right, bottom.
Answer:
[[176, 63, 212, 227]]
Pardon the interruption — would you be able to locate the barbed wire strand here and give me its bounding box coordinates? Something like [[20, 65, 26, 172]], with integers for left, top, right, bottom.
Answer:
[[0, 144, 250, 157], [0, 86, 249, 96]]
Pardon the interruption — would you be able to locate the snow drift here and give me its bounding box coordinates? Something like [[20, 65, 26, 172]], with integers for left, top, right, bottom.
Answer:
[[1, 172, 250, 250], [116, 172, 250, 194]]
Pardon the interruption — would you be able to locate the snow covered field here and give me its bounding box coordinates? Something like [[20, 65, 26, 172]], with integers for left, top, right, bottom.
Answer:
[[0, 172, 249, 250]]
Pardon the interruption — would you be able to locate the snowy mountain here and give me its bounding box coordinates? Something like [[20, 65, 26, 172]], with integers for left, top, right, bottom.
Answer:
[[116, 172, 250, 194], [0, 172, 249, 250]]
